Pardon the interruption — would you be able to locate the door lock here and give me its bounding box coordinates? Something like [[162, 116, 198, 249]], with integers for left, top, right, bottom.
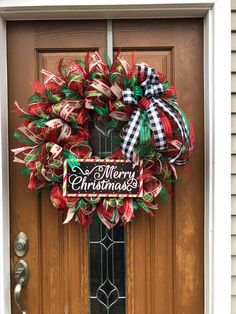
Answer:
[[14, 232, 29, 257]]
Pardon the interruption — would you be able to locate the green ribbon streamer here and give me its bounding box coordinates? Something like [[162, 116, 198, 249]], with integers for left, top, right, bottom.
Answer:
[[128, 75, 138, 87], [136, 199, 153, 214], [141, 191, 152, 203], [20, 114, 37, 120], [20, 167, 31, 175], [28, 94, 43, 104], [110, 73, 118, 83], [23, 108, 50, 121], [69, 122, 83, 129], [107, 119, 124, 130], [88, 199, 96, 207], [31, 118, 47, 128], [74, 58, 86, 69], [123, 77, 129, 89], [140, 111, 151, 146], [93, 104, 109, 117], [162, 82, 169, 89], [67, 159, 80, 170], [75, 199, 86, 211], [107, 120, 118, 128], [160, 186, 169, 202], [41, 113, 51, 120], [13, 131, 37, 146], [110, 210, 117, 223], [133, 201, 138, 211], [48, 174, 62, 183], [133, 86, 143, 100], [89, 72, 104, 80], [61, 84, 81, 100], [45, 89, 61, 103], [124, 75, 139, 90], [63, 149, 80, 170], [63, 148, 77, 159]]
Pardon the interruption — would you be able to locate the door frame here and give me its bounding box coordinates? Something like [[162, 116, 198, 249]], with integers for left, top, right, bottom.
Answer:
[[0, 1, 231, 313]]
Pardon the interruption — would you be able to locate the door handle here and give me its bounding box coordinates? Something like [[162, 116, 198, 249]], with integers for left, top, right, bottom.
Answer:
[[14, 278, 26, 314], [13, 260, 29, 314]]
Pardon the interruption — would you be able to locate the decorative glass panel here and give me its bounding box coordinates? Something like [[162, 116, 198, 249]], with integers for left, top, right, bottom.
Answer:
[[89, 217, 126, 314], [89, 117, 126, 313]]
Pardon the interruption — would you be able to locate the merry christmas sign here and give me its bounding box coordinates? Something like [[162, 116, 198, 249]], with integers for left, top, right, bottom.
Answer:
[[63, 159, 143, 197]]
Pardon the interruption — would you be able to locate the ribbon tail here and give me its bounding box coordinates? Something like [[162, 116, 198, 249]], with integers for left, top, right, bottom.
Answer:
[[97, 211, 118, 229], [121, 108, 141, 160], [122, 198, 134, 223], [154, 99, 186, 164], [147, 101, 166, 150], [63, 207, 76, 224]]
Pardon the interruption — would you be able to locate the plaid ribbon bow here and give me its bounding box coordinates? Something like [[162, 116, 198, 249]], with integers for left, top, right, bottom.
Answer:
[[121, 65, 166, 161], [121, 64, 191, 164]]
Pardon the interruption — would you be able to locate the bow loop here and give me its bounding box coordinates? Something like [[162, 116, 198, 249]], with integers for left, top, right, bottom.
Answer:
[[138, 97, 151, 110], [122, 88, 137, 106], [138, 64, 164, 98]]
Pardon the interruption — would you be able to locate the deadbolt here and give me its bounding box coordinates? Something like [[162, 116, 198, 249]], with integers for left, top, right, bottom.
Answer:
[[14, 232, 29, 257]]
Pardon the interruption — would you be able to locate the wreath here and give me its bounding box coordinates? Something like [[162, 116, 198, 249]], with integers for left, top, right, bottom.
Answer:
[[12, 51, 194, 229]]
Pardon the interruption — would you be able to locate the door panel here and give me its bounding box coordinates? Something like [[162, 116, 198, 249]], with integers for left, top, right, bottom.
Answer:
[[8, 21, 107, 314], [8, 19, 203, 314], [113, 19, 204, 314], [121, 50, 174, 314]]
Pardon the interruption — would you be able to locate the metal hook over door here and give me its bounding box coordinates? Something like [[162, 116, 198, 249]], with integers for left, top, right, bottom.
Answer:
[[13, 260, 29, 314]]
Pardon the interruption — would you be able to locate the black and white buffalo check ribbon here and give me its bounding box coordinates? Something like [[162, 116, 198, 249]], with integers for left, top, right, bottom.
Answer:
[[138, 64, 164, 98], [121, 64, 191, 164], [121, 64, 166, 161]]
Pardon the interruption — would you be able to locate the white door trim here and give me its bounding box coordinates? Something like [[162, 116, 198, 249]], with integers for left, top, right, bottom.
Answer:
[[0, 1, 231, 313]]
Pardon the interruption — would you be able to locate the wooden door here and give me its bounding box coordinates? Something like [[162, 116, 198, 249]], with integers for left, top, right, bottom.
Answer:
[[8, 19, 204, 314], [113, 19, 204, 314], [8, 21, 107, 314]]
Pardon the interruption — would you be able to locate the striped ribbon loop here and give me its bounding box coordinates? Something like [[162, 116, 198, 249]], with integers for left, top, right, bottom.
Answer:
[[153, 98, 191, 164]]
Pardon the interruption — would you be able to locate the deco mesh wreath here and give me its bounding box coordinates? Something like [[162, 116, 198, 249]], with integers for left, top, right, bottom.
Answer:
[[12, 51, 194, 229]]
